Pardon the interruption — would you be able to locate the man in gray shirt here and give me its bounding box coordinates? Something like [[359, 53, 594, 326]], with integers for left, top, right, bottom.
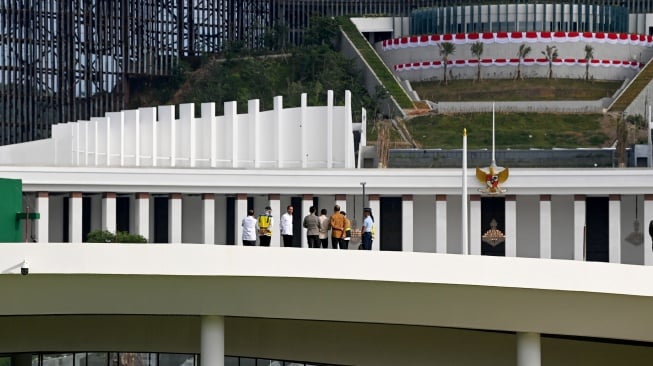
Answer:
[[303, 206, 321, 248]]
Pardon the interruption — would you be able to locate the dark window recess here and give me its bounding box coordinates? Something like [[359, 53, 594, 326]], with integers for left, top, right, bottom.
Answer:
[[380, 197, 402, 251], [154, 197, 169, 244], [481, 197, 505, 257], [586, 197, 609, 262]]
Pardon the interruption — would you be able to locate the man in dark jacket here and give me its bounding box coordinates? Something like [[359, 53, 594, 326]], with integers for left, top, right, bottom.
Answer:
[[303, 206, 320, 248]]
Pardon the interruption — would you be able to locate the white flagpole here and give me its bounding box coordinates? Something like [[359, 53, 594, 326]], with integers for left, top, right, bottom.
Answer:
[[492, 102, 496, 165], [462, 128, 469, 255]]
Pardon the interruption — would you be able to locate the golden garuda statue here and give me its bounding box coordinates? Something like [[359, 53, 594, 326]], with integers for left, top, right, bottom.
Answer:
[[476, 161, 509, 194]]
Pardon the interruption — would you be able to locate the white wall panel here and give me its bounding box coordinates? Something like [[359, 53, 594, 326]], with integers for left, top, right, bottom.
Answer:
[[621, 195, 644, 265], [182, 195, 202, 244], [138, 107, 156, 167], [157, 106, 174, 166], [123, 110, 138, 166], [178, 103, 194, 168], [447, 195, 463, 254], [551, 195, 574, 260], [106, 112, 123, 167], [413, 196, 436, 253], [516, 195, 539, 258]]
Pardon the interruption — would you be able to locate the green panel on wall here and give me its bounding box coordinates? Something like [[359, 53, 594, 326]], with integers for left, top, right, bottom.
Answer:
[[0, 178, 23, 242]]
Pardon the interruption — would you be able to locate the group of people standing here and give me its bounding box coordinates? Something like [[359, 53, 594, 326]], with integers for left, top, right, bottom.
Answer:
[[241, 204, 374, 250]]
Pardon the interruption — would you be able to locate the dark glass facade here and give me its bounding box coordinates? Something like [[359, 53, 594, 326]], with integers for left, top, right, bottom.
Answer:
[[410, 3, 629, 35]]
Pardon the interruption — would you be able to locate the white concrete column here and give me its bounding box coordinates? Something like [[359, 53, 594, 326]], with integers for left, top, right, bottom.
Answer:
[[435, 195, 447, 253], [505, 195, 517, 257], [201, 315, 224, 366], [539, 195, 552, 259], [301, 194, 313, 248], [235, 194, 247, 246], [69, 192, 83, 243], [517, 332, 541, 366], [102, 192, 116, 233], [574, 195, 586, 261], [469, 195, 482, 255], [202, 194, 215, 244], [35, 192, 49, 243], [609, 195, 622, 263], [326, 90, 334, 168], [369, 195, 380, 251], [169, 193, 182, 243], [645, 195, 653, 266], [335, 194, 347, 213], [402, 195, 414, 252], [135, 193, 150, 241]]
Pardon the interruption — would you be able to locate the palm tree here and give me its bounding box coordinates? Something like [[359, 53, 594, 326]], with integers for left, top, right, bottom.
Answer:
[[438, 42, 456, 85], [515, 44, 531, 80], [470, 42, 483, 82], [541, 45, 559, 79], [584, 44, 594, 81]]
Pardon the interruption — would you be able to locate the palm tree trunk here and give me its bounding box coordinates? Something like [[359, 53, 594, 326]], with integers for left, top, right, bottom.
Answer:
[[585, 64, 589, 81], [548, 62, 553, 79]]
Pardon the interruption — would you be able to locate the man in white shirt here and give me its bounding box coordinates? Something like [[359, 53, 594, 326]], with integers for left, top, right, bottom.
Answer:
[[280, 205, 294, 247], [242, 209, 257, 246], [361, 207, 374, 250], [318, 208, 329, 248]]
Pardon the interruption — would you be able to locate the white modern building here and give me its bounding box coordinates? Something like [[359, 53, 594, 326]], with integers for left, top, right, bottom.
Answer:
[[2, 91, 653, 365]]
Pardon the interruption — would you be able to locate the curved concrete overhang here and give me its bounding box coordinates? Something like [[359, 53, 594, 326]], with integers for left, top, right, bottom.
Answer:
[[0, 166, 652, 195], [1, 243, 653, 343]]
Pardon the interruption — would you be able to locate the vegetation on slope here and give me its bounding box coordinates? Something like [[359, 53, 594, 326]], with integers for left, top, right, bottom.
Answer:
[[128, 18, 378, 119], [337, 17, 415, 109], [412, 78, 622, 101], [408, 113, 612, 149]]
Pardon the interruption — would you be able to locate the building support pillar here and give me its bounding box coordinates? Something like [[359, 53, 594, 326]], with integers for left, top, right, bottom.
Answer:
[[505, 195, 517, 257], [517, 332, 541, 366], [169, 193, 182, 243], [435, 195, 447, 253], [574, 195, 586, 261], [335, 194, 347, 214], [235, 194, 247, 246], [102, 192, 116, 234], [201, 315, 224, 366], [35, 192, 49, 243], [609, 195, 621, 263], [135, 193, 150, 242], [301, 194, 313, 248], [69, 192, 83, 243], [202, 194, 215, 244], [369, 194, 380, 251], [469, 195, 481, 255], [269, 194, 281, 247], [402, 195, 413, 252], [539, 195, 552, 259]]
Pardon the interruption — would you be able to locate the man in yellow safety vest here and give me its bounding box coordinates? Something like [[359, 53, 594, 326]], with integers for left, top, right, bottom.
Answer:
[[258, 206, 273, 246]]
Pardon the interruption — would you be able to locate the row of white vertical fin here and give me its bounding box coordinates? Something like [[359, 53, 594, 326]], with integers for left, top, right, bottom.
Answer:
[[58, 91, 352, 168]]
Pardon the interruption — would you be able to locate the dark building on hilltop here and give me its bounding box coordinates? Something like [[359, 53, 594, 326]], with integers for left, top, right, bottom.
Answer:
[[1, 0, 653, 145]]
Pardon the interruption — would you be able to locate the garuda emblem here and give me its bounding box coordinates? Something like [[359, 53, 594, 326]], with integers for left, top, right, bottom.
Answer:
[[476, 162, 509, 194]]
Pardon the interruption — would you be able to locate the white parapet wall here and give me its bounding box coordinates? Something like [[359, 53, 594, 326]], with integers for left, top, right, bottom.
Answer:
[[0, 91, 357, 169]]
